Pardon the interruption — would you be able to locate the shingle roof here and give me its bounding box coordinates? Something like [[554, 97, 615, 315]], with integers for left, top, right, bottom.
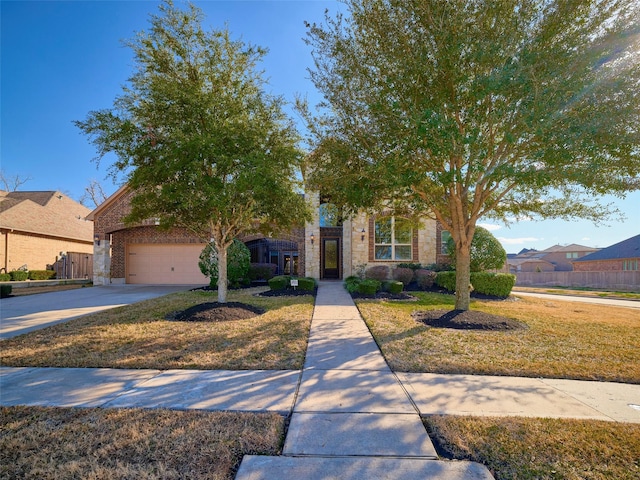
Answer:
[[542, 243, 599, 253], [0, 190, 93, 242], [574, 234, 640, 262]]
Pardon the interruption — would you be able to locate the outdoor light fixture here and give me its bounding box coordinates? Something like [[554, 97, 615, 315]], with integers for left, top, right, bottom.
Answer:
[[310, 233, 315, 245], [361, 229, 366, 242], [94, 234, 100, 246]]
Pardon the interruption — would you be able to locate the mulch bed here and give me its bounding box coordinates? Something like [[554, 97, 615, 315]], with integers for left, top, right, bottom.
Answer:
[[167, 302, 265, 322], [412, 310, 528, 331], [258, 288, 317, 297]]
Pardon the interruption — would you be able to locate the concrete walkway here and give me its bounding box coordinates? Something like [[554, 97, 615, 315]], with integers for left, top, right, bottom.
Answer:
[[2, 282, 640, 479]]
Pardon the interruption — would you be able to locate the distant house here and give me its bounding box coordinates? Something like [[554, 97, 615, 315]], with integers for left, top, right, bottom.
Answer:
[[507, 243, 599, 272], [538, 244, 600, 271], [0, 191, 93, 274], [573, 234, 640, 272]]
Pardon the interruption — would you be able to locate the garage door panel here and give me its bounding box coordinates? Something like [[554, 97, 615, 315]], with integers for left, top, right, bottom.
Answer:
[[127, 244, 208, 285]]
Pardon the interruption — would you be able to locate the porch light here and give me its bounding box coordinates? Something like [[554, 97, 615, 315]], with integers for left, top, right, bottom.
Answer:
[[361, 229, 366, 242], [310, 233, 315, 245], [94, 234, 100, 246]]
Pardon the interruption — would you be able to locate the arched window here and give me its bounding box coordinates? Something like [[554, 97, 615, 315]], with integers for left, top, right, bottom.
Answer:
[[374, 216, 412, 260], [319, 202, 341, 227]]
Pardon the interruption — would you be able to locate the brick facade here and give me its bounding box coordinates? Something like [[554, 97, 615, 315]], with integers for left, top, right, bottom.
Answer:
[[573, 258, 639, 272]]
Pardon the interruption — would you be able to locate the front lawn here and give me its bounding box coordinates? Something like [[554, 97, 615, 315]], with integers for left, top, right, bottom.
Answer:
[[357, 292, 640, 383], [1, 406, 284, 480], [425, 415, 640, 480], [0, 288, 314, 371]]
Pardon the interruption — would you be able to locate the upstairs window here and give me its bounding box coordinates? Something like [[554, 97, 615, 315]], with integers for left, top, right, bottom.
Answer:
[[374, 216, 412, 260], [319, 203, 341, 227], [440, 230, 452, 255]]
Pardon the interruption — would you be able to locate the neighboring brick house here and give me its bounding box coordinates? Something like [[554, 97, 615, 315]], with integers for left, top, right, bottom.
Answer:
[[90, 187, 442, 285], [537, 244, 600, 271], [573, 234, 640, 272], [0, 190, 93, 274]]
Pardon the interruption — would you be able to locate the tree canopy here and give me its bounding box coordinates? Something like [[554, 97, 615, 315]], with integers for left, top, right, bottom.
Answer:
[[301, 0, 640, 309], [76, 1, 308, 302]]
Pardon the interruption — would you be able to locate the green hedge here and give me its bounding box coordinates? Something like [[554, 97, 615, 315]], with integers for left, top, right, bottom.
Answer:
[[435, 271, 516, 297], [9, 271, 28, 281], [0, 285, 12, 298], [385, 280, 404, 294], [0, 273, 11, 282], [435, 271, 456, 291], [344, 276, 361, 293], [357, 279, 381, 295], [471, 272, 516, 297], [28, 270, 56, 280], [297, 277, 316, 291], [268, 275, 290, 291]]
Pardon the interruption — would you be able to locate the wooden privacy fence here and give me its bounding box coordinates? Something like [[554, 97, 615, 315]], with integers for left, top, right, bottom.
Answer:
[[516, 271, 640, 292], [50, 252, 93, 280]]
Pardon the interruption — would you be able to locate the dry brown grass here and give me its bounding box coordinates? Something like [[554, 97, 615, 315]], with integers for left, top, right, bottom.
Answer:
[[357, 292, 640, 383], [0, 288, 313, 370], [1, 406, 284, 480], [425, 415, 640, 480]]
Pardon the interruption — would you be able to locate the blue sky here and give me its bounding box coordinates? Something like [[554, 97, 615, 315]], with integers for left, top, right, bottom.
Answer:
[[2, 0, 638, 253]]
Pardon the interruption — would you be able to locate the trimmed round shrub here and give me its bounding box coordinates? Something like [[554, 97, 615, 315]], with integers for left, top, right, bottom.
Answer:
[[9, 271, 28, 281], [297, 277, 316, 291], [0, 273, 11, 282], [471, 272, 516, 297], [0, 285, 12, 298], [357, 279, 381, 295], [446, 226, 507, 272], [268, 275, 290, 291], [365, 265, 390, 281], [415, 269, 437, 289], [392, 267, 414, 285], [386, 280, 404, 294], [344, 276, 361, 293], [435, 271, 456, 291], [28, 270, 56, 280]]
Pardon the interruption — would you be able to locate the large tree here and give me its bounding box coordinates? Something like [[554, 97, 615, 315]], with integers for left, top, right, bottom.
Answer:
[[301, 0, 640, 310], [77, 1, 308, 302]]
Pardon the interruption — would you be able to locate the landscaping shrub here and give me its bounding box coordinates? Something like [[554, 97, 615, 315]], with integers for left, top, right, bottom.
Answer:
[[28, 270, 56, 280], [435, 271, 456, 291], [397, 263, 422, 271], [344, 275, 361, 293], [297, 277, 316, 291], [392, 267, 414, 285], [0, 285, 12, 297], [423, 262, 454, 272], [365, 265, 390, 281], [357, 279, 381, 295], [9, 271, 28, 281], [268, 275, 290, 291], [471, 272, 516, 297], [248, 263, 277, 281], [199, 239, 250, 288], [415, 269, 437, 289], [0, 273, 11, 282], [385, 280, 404, 294]]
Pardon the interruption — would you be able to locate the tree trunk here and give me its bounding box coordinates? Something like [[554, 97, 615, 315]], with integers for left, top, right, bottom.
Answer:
[[217, 244, 228, 304], [454, 241, 472, 311]]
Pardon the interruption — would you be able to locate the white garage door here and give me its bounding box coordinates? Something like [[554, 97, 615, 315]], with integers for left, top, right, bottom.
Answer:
[[126, 244, 209, 285]]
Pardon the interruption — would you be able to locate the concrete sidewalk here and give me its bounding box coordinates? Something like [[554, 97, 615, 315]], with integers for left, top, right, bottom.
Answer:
[[1, 281, 639, 479]]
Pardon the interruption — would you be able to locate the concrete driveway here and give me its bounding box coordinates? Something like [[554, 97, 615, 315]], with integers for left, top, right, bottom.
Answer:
[[0, 285, 198, 340]]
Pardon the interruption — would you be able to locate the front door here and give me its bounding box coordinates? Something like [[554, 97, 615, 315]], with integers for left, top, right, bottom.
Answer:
[[322, 238, 340, 279]]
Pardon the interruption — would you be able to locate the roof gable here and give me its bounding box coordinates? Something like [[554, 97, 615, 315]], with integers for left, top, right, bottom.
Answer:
[[0, 190, 93, 242], [574, 234, 640, 262]]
